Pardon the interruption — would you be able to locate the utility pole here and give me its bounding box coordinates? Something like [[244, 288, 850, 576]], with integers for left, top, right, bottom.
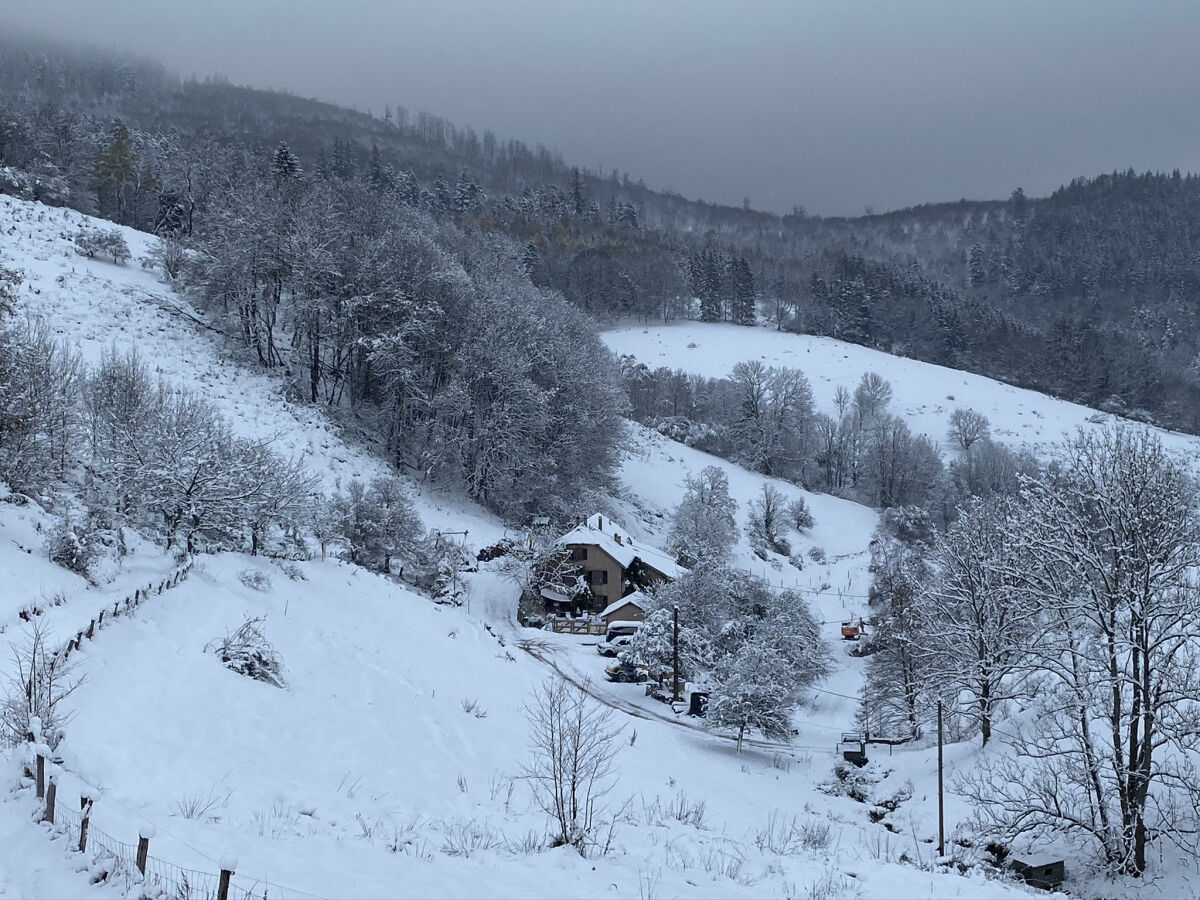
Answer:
[[672, 605, 681, 703], [937, 700, 945, 858]]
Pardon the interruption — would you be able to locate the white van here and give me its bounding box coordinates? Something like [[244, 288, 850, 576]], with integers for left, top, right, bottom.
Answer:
[[597, 621, 641, 657]]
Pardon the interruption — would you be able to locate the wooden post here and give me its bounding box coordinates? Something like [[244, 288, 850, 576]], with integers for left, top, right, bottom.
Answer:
[[78, 796, 92, 852], [43, 776, 56, 823], [937, 700, 945, 858], [35, 753, 45, 799], [672, 606, 681, 703], [217, 868, 233, 900], [136, 828, 152, 875]]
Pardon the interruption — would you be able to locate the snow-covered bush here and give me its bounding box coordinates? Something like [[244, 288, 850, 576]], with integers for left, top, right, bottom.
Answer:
[[786, 496, 814, 531], [140, 236, 186, 281], [72, 226, 131, 264], [238, 568, 272, 592], [205, 617, 286, 688], [45, 517, 97, 577]]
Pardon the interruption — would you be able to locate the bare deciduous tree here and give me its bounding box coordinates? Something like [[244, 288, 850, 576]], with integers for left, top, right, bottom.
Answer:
[[522, 678, 623, 855], [947, 407, 990, 451]]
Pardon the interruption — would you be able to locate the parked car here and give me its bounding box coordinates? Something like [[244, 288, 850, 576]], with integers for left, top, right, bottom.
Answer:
[[597, 621, 641, 657], [605, 661, 649, 683]]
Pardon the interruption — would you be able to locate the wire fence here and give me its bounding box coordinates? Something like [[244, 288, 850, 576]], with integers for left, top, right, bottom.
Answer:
[[14, 558, 321, 900], [34, 769, 321, 900]]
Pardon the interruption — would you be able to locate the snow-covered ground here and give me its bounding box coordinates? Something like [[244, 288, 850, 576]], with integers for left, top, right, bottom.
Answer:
[[604, 322, 1200, 460], [0, 196, 1044, 897]]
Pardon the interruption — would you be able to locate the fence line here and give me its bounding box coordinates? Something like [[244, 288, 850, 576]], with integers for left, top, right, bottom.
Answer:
[[52, 558, 194, 667], [31, 754, 322, 900], [15, 558, 322, 900]]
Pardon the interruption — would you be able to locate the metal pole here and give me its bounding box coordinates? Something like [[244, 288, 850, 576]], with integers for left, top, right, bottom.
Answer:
[[937, 700, 945, 858], [672, 606, 681, 703]]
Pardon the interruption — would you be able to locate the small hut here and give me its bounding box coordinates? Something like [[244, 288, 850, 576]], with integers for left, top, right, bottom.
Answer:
[[1010, 854, 1065, 891]]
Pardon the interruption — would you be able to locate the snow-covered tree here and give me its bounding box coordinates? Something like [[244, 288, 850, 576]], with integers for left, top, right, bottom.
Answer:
[[707, 642, 794, 751], [921, 497, 1033, 744], [621, 606, 711, 681], [648, 564, 829, 746], [333, 477, 424, 574], [667, 465, 738, 566], [271, 141, 302, 179], [964, 427, 1200, 874], [786, 496, 814, 531], [746, 483, 787, 553]]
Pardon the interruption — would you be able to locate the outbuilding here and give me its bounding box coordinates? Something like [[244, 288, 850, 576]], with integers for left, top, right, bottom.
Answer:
[[599, 592, 648, 628]]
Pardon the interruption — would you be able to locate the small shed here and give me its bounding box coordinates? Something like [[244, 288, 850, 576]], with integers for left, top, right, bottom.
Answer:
[[599, 593, 648, 627], [1010, 855, 1065, 891]]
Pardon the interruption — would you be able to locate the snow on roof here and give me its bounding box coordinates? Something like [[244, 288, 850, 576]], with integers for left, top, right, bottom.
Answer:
[[599, 593, 648, 618], [558, 514, 685, 579]]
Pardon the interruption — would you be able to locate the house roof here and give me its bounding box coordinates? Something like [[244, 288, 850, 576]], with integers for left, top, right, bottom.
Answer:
[[599, 592, 648, 619], [558, 514, 686, 580]]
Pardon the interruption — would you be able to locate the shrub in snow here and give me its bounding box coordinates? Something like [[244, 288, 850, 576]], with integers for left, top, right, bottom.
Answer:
[[139, 236, 187, 281], [786, 496, 814, 531], [238, 568, 272, 592], [0, 621, 81, 749], [205, 617, 286, 688], [72, 226, 131, 264], [45, 517, 97, 577]]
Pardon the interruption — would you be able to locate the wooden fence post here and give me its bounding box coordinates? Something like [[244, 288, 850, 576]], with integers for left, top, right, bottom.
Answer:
[[43, 776, 56, 823], [217, 857, 237, 900], [79, 795, 93, 852], [136, 825, 154, 875], [35, 752, 45, 799]]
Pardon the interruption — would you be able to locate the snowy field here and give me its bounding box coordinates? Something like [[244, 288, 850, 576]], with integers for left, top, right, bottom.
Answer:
[[0, 539, 1034, 899], [604, 322, 1200, 461], [0, 195, 1046, 897]]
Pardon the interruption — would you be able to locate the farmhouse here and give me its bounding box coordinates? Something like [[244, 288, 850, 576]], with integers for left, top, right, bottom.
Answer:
[[557, 514, 684, 611]]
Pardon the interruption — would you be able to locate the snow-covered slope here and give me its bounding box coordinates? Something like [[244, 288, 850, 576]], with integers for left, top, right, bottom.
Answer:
[[0, 196, 1038, 898], [604, 322, 1200, 460], [0, 195, 506, 546]]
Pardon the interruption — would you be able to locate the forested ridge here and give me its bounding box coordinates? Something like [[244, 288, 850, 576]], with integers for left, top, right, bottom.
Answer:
[[3, 31, 1200, 451]]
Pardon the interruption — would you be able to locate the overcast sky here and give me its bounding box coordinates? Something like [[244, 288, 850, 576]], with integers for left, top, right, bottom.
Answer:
[[7, 0, 1200, 215]]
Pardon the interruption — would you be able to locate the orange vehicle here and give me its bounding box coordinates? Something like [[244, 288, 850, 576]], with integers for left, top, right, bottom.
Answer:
[[840, 618, 866, 641]]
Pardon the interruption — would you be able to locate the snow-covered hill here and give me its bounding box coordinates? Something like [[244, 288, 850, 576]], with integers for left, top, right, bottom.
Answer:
[[604, 322, 1200, 461], [0, 196, 1039, 898]]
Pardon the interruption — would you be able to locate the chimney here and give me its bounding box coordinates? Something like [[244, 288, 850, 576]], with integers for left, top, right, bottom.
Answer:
[[597, 515, 603, 532]]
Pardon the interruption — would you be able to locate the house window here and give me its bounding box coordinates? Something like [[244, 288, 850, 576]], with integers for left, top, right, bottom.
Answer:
[[570, 546, 587, 561], [590, 569, 608, 585]]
